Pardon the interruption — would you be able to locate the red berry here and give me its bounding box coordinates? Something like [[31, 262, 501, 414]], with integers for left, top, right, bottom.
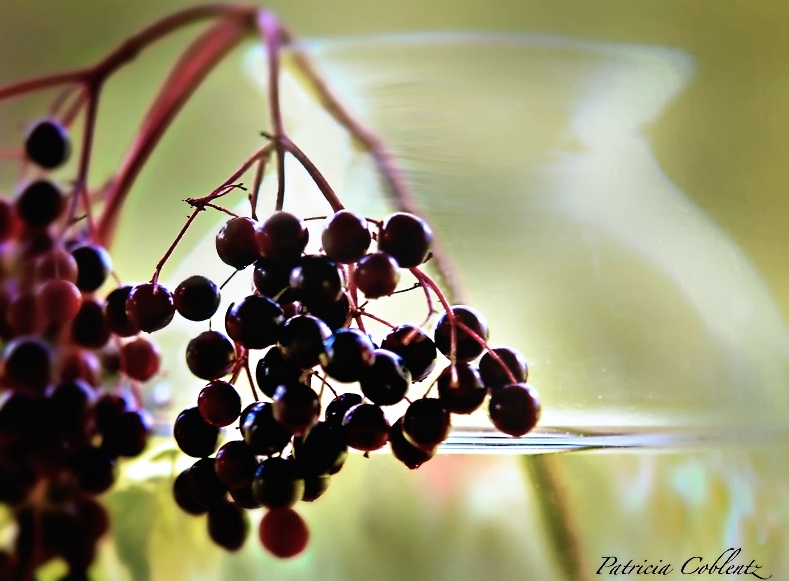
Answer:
[[120, 337, 160, 382], [354, 252, 399, 299], [125, 282, 175, 333], [259, 508, 309, 559], [36, 279, 82, 325]]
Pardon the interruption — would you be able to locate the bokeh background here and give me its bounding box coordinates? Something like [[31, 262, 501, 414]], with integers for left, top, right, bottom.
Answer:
[[1, 1, 788, 579]]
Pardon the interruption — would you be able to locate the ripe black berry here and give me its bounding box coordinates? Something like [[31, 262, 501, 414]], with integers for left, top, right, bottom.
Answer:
[[272, 382, 320, 436], [479, 347, 528, 391], [402, 398, 451, 449], [71, 299, 111, 349], [378, 212, 433, 268], [173, 275, 221, 321], [256, 211, 309, 263], [173, 470, 208, 515], [207, 500, 249, 551], [225, 294, 284, 349], [359, 349, 410, 406], [174, 407, 220, 458], [488, 383, 541, 437], [324, 393, 363, 428], [292, 421, 348, 477], [305, 292, 350, 331], [289, 254, 343, 308], [251, 457, 304, 509], [71, 245, 113, 293], [277, 314, 331, 369], [185, 330, 235, 380], [436, 363, 486, 414], [389, 418, 436, 469], [197, 380, 242, 427], [2, 338, 52, 391], [216, 217, 261, 269], [15, 180, 64, 227], [241, 402, 292, 456], [381, 325, 437, 382], [354, 252, 399, 298], [186, 457, 227, 508], [434, 305, 489, 362], [125, 283, 175, 333], [214, 440, 257, 489], [24, 119, 71, 169], [104, 286, 139, 337], [320, 328, 376, 383], [321, 210, 371, 263], [342, 403, 389, 452], [253, 256, 296, 298], [255, 347, 303, 399]]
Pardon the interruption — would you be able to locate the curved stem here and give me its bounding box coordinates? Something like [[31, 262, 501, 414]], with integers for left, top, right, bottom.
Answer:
[[281, 136, 344, 212]]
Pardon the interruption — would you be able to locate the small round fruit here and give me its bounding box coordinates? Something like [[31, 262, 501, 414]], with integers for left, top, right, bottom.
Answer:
[[389, 418, 436, 469], [320, 329, 376, 383], [214, 440, 257, 489], [272, 382, 320, 436], [433, 305, 489, 362], [197, 381, 242, 427], [359, 349, 410, 406], [15, 180, 64, 227], [104, 286, 139, 337], [402, 398, 451, 449], [185, 331, 235, 380], [125, 283, 175, 333], [354, 252, 399, 299], [173, 275, 221, 321], [25, 119, 71, 169], [208, 501, 249, 551], [257, 211, 309, 262], [225, 295, 284, 349], [37, 279, 82, 325], [377, 212, 433, 267], [277, 315, 331, 369], [321, 211, 371, 263], [174, 408, 220, 458], [259, 508, 309, 558], [436, 363, 486, 414], [120, 337, 160, 382], [216, 217, 261, 269], [342, 403, 389, 452], [71, 244, 113, 292], [381, 325, 437, 382], [479, 347, 528, 391], [488, 383, 541, 437], [255, 347, 303, 399]]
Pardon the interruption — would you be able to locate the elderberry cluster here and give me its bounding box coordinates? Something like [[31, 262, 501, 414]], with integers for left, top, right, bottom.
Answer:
[[165, 207, 541, 558], [0, 120, 158, 580]]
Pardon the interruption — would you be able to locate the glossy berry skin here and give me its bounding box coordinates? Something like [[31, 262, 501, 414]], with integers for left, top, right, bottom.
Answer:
[[241, 402, 292, 456], [342, 403, 390, 452], [173, 470, 208, 515], [207, 501, 249, 551], [225, 295, 284, 349], [197, 381, 242, 427], [292, 421, 348, 477], [259, 508, 309, 558], [479, 347, 528, 391], [251, 457, 304, 509], [488, 383, 541, 437], [381, 325, 437, 382], [402, 398, 451, 450], [125, 283, 175, 333], [71, 245, 113, 292], [25, 119, 71, 169], [354, 252, 399, 299], [253, 257, 296, 298], [277, 315, 332, 369], [185, 331, 235, 380], [377, 212, 433, 268], [272, 382, 320, 436], [174, 407, 220, 458], [186, 458, 227, 509], [119, 337, 160, 381], [321, 211, 371, 263], [305, 292, 350, 332], [289, 255, 343, 308], [173, 275, 220, 321], [433, 305, 489, 362], [324, 393, 363, 428], [389, 418, 436, 469], [214, 440, 257, 489], [359, 349, 410, 406], [255, 347, 303, 399], [104, 286, 140, 337], [320, 329, 376, 383], [436, 363, 487, 414], [256, 211, 309, 263], [15, 180, 64, 227], [216, 217, 261, 269]]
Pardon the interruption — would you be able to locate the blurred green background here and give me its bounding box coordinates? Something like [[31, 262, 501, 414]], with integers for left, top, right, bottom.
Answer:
[[1, 1, 788, 580]]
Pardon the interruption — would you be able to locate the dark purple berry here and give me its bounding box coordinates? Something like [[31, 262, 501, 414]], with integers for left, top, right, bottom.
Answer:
[[25, 119, 71, 169], [104, 286, 139, 336], [302, 474, 331, 502], [174, 407, 220, 458], [381, 325, 437, 382], [437, 363, 486, 414], [305, 292, 350, 331], [354, 252, 399, 298], [251, 457, 304, 509], [272, 382, 320, 436], [289, 254, 343, 308], [277, 314, 331, 369], [187, 457, 227, 508], [198, 381, 242, 428], [324, 393, 362, 428], [434, 305, 489, 362], [125, 283, 175, 333], [389, 418, 436, 469], [256, 211, 309, 263], [216, 217, 261, 269], [479, 347, 528, 391], [378, 212, 433, 268], [342, 403, 389, 452], [403, 398, 451, 449], [253, 256, 296, 298], [71, 299, 111, 348], [173, 275, 221, 321], [207, 500, 249, 551], [225, 294, 284, 349], [321, 210, 371, 264], [185, 330, 235, 380], [320, 328, 376, 383], [214, 440, 258, 489], [359, 349, 410, 406], [241, 402, 292, 456], [101, 410, 151, 458], [173, 469, 207, 515], [15, 180, 64, 227], [292, 421, 348, 477], [71, 245, 113, 293], [255, 347, 303, 399], [488, 383, 541, 437], [2, 338, 52, 391]]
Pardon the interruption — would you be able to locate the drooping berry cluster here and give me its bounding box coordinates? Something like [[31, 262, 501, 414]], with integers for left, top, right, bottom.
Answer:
[[0, 120, 158, 580], [163, 205, 540, 558]]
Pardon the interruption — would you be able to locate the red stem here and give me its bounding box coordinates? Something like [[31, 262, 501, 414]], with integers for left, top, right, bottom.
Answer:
[[281, 136, 344, 212]]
